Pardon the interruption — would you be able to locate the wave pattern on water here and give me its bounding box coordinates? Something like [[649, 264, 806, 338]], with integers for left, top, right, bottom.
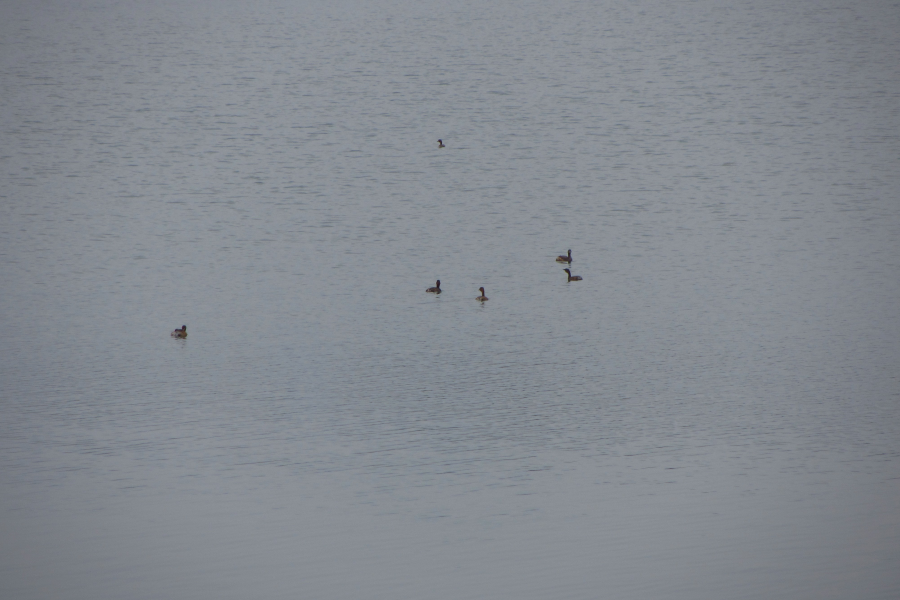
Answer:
[[1, 1, 899, 599]]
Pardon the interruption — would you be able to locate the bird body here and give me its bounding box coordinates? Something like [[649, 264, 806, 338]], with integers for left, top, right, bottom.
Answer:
[[426, 280, 442, 293], [563, 269, 582, 281], [556, 249, 572, 263], [171, 325, 187, 338], [476, 287, 488, 302]]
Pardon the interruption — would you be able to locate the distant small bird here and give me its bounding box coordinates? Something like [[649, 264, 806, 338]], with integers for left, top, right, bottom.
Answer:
[[437, 139, 445, 148], [476, 287, 488, 302], [171, 325, 187, 338], [426, 280, 442, 293], [563, 268, 582, 281], [556, 249, 572, 263]]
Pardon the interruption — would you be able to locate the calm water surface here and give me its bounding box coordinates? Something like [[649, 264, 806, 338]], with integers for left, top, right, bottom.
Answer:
[[1, 1, 899, 598]]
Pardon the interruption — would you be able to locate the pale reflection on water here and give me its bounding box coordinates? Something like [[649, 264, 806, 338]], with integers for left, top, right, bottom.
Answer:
[[2, 0, 899, 598]]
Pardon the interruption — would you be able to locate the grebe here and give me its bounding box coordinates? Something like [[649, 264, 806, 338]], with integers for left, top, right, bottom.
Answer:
[[556, 249, 572, 263], [476, 287, 488, 302], [437, 139, 445, 148], [426, 280, 441, 293], [563, 268, 582, 281], [171, 325, 187, 338]]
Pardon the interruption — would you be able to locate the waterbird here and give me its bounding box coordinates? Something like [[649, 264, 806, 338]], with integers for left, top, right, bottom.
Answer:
[[563, 268, 582, 281], [171, 325, 187, 338], [437, 139, 445, 148], [556, 249, 572, 263], [476, 287, 488, 302], [426, 280, 441, 293]]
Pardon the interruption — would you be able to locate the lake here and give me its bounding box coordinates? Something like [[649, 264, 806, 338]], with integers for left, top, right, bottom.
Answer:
[[1, 0, 898, 598]]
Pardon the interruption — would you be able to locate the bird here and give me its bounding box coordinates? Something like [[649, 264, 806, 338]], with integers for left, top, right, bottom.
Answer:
[[437, 139, 445, 148], [171, 325, 187, 338], [426, 280, 442, 293], [556, 249, 572, 263], [563, 268, 582, 281], [476, 287, 488, 302]]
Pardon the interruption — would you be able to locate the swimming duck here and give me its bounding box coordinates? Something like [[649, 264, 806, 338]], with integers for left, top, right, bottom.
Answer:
[[556, 249, 572, 263], [476, 287, 488, 302], [437, 139, 445, 148], [563, 268, 582, 281], [171, 325, 187, 338], [426, 280, 442, 293]]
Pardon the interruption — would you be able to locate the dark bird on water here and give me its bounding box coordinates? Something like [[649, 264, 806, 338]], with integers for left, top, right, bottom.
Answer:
[[556, 249, 572, 263]]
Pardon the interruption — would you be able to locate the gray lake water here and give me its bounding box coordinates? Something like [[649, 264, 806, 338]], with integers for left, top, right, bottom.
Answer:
[[2, 0, 899, 598]]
